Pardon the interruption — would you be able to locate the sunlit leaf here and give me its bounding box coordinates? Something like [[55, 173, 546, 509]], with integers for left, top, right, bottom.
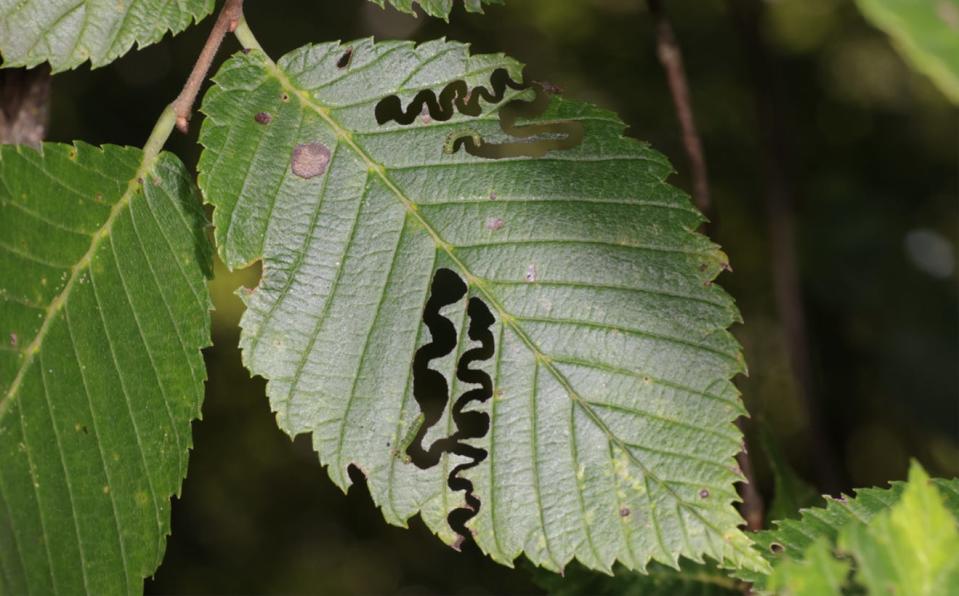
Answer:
[[0, 142, 212, 594], [839, 462, 959, 594], [741, 463, 959, 587]]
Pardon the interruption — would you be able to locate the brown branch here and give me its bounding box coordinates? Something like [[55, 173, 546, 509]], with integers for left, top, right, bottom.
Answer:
[[727, 0, 844, 494], [646, 0, 711, 218], [645, 0, 764, 529], [171, 0, 244, 133], [736, 419, 764, 531], [0, 66, 51, 147]]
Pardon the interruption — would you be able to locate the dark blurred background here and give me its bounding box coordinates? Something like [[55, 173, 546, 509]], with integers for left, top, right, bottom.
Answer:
[[41, 0, 958, 593]]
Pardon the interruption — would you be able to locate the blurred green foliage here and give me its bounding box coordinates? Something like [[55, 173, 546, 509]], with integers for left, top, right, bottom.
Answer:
[[40, 0, 957, 592], [854, 0, 959, 104]]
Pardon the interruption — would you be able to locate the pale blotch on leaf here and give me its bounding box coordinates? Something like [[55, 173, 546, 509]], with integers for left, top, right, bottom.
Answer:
[[291, 142, 331, 179], [486, 217, 504, 231]]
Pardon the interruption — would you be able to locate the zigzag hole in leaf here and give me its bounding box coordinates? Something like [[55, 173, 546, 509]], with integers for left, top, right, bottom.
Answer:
[[407, 269, 496, 547], [408, 268, 467, 468], [374, 68, 584, 159], [444, 296, 495, 546]]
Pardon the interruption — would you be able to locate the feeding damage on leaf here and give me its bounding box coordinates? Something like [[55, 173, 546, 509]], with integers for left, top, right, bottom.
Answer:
[[198, 38, 763, 576], [375, 68, 584, 158], [408, 269, 497, 546]]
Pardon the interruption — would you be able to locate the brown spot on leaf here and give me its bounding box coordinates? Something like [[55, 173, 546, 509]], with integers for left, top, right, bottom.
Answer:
[[489, 191, 497, 200], [619, 507, 630, 517], [770, 542, 785, 554], [291, 142, 331, 179], [699, 488, 709, 499], [486, 217, 504, 231], [254, 112, 272, 124], [9, 332, 16, 347]]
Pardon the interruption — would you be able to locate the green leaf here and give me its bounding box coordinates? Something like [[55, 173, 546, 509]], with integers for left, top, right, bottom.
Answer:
[[854, 0, 959, 104], [0, 142, 212, 594], [741, 469, 959, 586], [531, 559, 743, 595], [0, 0, 215, 71], [765, 538, 849, 596], [198, 38, 767, 575], [839, 462, 959, 594], [367, 0, 503, 20]]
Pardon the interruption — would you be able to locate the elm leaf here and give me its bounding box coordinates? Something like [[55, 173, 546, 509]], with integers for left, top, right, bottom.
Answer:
[[198, 38, 766, 575], [0, 0, 214, 71], [0, 142, 212, 594]]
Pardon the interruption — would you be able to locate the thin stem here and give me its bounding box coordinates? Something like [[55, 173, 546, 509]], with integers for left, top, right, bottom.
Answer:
[[142, 104, 178, 163], [233, 17, 263, 53], [645, 0, 764, 529], [736, 419, 764, 531], [646, 0, 711, 218], [171, 0, 245, 133]]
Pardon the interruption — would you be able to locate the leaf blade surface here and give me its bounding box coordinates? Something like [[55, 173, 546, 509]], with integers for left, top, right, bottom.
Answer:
[[839, 463, 959, 594], [742, 468, 959, 587], [198, 39, 766, 575], [0, 0, 214, 71], [0, 142, 212, 595]]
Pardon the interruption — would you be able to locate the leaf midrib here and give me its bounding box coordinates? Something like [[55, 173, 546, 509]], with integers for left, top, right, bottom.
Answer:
[[256, 51, 759, 565], [0, 146, 160, 420]]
